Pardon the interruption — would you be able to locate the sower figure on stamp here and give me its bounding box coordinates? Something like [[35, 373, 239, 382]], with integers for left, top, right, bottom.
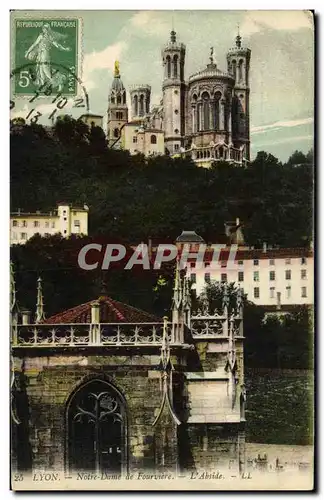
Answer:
[[25, 23, 71, 88]]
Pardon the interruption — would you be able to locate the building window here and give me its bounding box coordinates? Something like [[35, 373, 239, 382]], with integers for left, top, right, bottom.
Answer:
[[174, 144, 179, 151], [190, 273, 196, 284], [45, 221, 49, 228], [20, 232, 27, 240], [301, 287, 307, 298], [238, 260, 243, 266], [113, 128, 119, 138], [238, 271, 244, 282], [74, 220, 80, 227], [175, 109, 179, 114], [190, 262, 196, 268], [270, 287, 275, 299], [269, 259, 275, 266], [285, 270, 291, 280], [221, 260, 227, 268], [204, 262, 210, 268], [34, 221, 40, 227], [285, 258, 291, 265], [52, 221, 55, 228], [253, 259, 259, 266], [12, 232, 17, 240], [116, 112, 123, 120], [22, 220, 27, 227], [269, 271, 276, 281], [221, 273, 227, 282], [253, 271, 259, 282], [254, 287, 260, 299], [301, 257, 307, 265], [204, 273, 211, 283], [133, 136, 137, 143], [174, 129, 179, 134], [12, 220, 18, 227], [174, 89, 178, 95], [151, 135, 157, 144], [301, 269, 307, 280], [286, 286, 291, 299], [64, 217, 67, 221]]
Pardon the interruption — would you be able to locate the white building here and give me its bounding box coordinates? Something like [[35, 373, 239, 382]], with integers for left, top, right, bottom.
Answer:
[[175, 230, 313, 308], [186, 247, 313, 307], [10, 204, 89, 245]]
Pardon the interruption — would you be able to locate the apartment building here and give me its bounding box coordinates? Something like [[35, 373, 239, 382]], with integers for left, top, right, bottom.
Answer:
[[10, 203, 89, 245]]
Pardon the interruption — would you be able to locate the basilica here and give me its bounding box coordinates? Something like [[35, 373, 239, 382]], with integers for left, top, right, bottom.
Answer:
[[105, 29, 251, 167]]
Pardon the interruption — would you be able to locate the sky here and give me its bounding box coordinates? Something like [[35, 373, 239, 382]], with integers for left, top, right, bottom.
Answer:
[[10, 10, 314, 162]]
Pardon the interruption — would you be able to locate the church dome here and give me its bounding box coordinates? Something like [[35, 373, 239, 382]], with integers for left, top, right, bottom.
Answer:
[[111, 75, 125, 92], [188, 62, 234, 85]]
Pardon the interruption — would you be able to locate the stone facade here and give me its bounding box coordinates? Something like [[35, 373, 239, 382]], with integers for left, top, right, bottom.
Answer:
[[11, 267, 246, 476], [106, 30, 251, 167]]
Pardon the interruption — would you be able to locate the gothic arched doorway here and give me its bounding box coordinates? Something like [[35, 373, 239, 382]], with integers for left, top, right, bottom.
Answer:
[[66, 379, 127, 474]]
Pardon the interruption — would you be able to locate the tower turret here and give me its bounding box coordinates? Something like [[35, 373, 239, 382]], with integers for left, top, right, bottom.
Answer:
[[227, 30, 251, 161], [107, 61, 129, 147], [130, 85, 151, 121], [162, 30, 186, 155]]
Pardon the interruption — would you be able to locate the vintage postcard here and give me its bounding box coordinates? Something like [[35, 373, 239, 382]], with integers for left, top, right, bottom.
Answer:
[[10, 10, 314, 491]]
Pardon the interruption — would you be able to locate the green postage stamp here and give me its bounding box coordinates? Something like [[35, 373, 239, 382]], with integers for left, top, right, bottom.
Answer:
[[13, 18, 81, 96]]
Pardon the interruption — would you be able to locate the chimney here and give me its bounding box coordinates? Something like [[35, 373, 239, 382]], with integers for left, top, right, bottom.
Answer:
[[263, 242, 267, 253], [21, 309, 31, 325], [276, 292, 281, 310], [91, 301, 100, 324]]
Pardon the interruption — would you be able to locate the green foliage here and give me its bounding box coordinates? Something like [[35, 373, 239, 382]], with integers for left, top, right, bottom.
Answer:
[[11, 118, 313, 247]]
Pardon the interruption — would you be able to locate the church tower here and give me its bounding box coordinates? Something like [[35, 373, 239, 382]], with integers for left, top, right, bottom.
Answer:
[[107, 61, 128, 148], [162, 30, 186, 155], [227, 32, 251, 161]]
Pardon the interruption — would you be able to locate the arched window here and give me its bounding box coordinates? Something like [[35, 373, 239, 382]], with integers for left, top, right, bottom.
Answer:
[[66, 379, 127, 474], [238, 59, 244, 82], [166, 55, 171, 78], [134, 95, 138, 116], [139, 94, 144, 116], [122, 91, 126, 104], [117, 94, 121, 105], [214, 91, 221, 130], [202, 92, 210, 131], [151, 134, 157, 144], [111, 96, 115, 104], [114, 128, 119, 138], [232, 59, 237, 80], [197, 103, 201, 132], [173, 55, 178, 79], [219, 146, 223, 158]]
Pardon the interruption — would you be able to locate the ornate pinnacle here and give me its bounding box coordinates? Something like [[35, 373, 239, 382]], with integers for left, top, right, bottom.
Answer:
[[170, 30, 176, 43], [35, 276, 45, 323], [172, 257, 182, 310]]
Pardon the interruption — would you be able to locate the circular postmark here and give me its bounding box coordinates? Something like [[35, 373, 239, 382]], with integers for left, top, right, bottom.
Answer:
[[10, 62, 90, 125]]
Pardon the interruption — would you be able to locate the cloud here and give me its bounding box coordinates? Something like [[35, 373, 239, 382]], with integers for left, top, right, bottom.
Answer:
[[83, 41, 127, 89], [251, 117, 313, 135], [241, 10, 313, 37], [254, 134, 313, 147]]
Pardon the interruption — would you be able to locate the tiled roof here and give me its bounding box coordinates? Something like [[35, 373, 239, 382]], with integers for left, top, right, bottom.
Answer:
[[43, 295, 160, 324]]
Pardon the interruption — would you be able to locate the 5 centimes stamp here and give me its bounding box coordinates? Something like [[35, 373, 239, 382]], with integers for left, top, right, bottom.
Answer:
[[13, 18, 81, 96]]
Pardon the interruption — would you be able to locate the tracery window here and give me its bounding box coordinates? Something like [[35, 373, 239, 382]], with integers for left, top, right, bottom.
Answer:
[[238, 59, 244, 82], [214, 91, 221, 130], [232, 59, 237, 79]]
